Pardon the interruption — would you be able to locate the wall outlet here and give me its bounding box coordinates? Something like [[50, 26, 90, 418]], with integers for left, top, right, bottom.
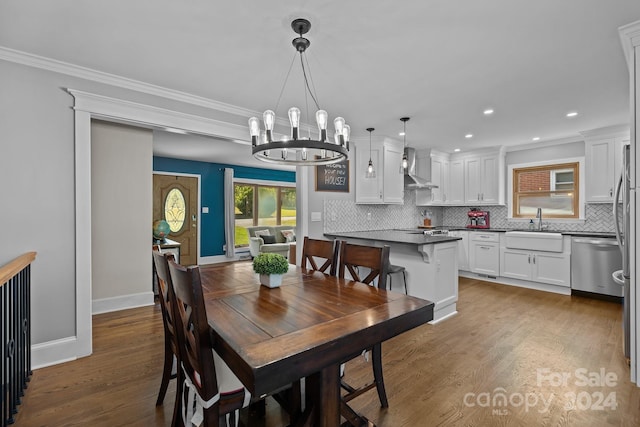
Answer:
[[202, 206, 209, 213]]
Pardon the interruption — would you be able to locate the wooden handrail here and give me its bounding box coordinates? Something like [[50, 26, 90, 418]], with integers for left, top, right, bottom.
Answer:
[[0, 252, 36, 286]]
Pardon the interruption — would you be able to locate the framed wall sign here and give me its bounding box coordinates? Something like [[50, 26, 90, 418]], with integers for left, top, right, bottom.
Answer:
[[315, 158, 350, 192]]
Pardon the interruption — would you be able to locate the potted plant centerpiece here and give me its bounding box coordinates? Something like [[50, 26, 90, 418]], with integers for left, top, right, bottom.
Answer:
[[252, 252, 289, 288]]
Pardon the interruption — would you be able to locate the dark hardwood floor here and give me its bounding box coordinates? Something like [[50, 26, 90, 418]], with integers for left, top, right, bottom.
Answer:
[[14, 276, 640, 426]]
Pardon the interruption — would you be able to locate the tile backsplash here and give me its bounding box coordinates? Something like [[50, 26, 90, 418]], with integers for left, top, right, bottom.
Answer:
[[324, 190, 443, 233], [440, 204, 616, 232], [324, 192, 616, 233]]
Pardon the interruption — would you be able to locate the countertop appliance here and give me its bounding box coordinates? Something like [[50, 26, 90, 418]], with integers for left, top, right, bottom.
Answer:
[[424, 229, 449, 236], [466, 209, 490, 229], [614, 144, 632, 359], [571, 237, 622, 298]]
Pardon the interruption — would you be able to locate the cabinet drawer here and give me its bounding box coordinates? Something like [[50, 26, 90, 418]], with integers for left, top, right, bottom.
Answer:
[[469, 232, 500, 242]]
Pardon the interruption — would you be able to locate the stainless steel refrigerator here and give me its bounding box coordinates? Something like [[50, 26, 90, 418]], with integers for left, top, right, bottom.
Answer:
[[614, 144, 632, 359]]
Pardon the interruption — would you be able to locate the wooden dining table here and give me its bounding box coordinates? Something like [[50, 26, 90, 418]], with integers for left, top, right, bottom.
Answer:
[[198, 261, 434, 426]]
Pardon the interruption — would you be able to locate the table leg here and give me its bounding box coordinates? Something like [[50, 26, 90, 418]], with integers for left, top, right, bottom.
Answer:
[[307, 364, 340, 427]]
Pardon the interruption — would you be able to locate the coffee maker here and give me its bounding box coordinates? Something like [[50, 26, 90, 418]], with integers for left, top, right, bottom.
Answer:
[[467, 208, 490, 229]]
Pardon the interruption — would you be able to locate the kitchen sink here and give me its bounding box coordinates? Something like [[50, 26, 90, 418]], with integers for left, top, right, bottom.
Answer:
[[504, 231, 563, 252]]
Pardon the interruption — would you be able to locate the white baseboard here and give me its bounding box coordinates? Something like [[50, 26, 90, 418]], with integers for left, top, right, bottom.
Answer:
[[429, 310, 458, 325], [92, 291, 155, 315], [31, 336, 80, 369], [199, 254, 250, 265], [459, 271, 571, 295]]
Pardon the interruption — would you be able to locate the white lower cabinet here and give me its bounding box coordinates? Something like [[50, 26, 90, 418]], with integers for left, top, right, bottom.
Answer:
[[449, 230, 469, 271], [500, 248, 570, 287], [469, 232, 500, 275]]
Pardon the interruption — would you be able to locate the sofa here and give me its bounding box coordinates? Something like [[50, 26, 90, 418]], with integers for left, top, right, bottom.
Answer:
[[246, 225, 296, 259]]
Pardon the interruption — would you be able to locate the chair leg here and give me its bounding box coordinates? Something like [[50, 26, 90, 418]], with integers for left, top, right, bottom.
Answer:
[[402, 270, 408, 294], [156, 343, 174, 406], [172, 369, 184, 427], [371, 343, 388, 408]]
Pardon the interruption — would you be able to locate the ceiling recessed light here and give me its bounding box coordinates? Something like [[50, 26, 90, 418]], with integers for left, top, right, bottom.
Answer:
[[465, 134, 473, 139], [566, 111, 578, 117], [483, 109, 494, 115], [454, 148, 461, 152], [532, 137, 540, 141]]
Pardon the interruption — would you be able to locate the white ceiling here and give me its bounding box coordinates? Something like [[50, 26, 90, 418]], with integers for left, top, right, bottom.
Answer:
[[2, 1, 639, 171]]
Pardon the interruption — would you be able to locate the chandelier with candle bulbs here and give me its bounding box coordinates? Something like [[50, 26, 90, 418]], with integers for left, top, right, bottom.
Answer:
[[248, 18, 350, 166]]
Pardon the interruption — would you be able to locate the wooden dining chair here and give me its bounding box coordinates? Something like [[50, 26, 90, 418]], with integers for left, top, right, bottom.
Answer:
[[152, 248, 182, 427], [300, 236, 340, 276], [167, 260, 251, 427], [337, 241, 391, 412]]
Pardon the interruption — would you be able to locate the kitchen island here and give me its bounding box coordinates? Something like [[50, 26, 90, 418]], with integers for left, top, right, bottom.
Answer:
[[325, 229, 461, 322]]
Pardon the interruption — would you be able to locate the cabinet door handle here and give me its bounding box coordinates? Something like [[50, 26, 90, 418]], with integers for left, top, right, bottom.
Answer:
[[528, 255, 531, 264], [477, 193, 480, 201], [532, 255, 536, 264], [480, 246, 491, 250], [610, 188, 613, 197], [380, 191, 382, 199]]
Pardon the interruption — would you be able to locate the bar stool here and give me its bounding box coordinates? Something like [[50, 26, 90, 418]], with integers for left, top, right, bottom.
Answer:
[[387, 264, 407, 294]]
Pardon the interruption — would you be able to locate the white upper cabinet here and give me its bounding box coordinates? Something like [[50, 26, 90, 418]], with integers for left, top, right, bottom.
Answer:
[[448, 158, 465, 204], [584, 133, 629, 203], [416, 147, 504, 206], [463, 148, 505, 205], [355, 138, 404, 204], [382, 142, 404, 204], [426, 152, 449, 204]]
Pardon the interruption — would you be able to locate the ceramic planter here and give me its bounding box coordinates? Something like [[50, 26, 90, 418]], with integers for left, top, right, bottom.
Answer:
[[260, 273, 283, 288]]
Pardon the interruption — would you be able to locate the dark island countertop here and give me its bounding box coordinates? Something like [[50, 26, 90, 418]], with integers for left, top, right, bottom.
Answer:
[[324, 230, 462, 246]]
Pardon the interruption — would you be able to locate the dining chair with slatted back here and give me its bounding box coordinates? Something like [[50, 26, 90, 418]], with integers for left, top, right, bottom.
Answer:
[[301, 237, 340, 276], [152, 249, 182, 426], [337, 241, 391, 410], [168, 260, 251, 427], [338, 241, 390, 288]]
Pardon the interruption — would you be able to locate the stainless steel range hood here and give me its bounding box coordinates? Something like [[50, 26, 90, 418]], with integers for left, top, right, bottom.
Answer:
[[403, 147, 438, 189]]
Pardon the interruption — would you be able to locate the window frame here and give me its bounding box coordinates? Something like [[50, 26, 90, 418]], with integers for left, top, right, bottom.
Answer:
[[508, 158, 584, 221], [233, 178, 296, 248]]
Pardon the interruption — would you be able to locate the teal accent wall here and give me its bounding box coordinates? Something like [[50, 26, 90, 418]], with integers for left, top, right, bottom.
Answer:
[[153, 157, 295, 257]]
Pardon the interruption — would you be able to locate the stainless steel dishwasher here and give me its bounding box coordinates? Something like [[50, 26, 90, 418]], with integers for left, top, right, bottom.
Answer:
[[571, 237, 622, 297]]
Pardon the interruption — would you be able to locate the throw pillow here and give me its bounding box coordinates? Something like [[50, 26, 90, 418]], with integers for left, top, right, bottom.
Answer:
[[280, 229, 296, 243], [254, 229, 271, 238], [261, 235, 276, 244]]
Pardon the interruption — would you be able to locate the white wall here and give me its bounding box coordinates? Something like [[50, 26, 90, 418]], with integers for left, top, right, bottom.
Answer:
[[0, 61, 77, 343], [0, 57, 256, 365], [91, 120, 153, 312]]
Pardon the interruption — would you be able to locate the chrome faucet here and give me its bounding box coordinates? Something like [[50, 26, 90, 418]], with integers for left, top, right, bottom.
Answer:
[[536, 207, 542, 231]]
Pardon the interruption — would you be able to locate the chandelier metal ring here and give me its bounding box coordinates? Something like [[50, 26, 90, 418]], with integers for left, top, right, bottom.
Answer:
[[248, 18, 350, 166]]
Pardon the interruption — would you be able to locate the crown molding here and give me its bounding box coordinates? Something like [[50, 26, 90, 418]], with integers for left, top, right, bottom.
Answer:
[[579, 124, 630, 139], [66, 88, 251, 142], [0, 46, 261, 119], [619, 20, 640, 71], [505, 135, 584, 152]]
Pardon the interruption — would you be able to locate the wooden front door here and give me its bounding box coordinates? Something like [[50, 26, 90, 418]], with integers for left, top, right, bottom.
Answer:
[[153, 174, 198, 266]]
